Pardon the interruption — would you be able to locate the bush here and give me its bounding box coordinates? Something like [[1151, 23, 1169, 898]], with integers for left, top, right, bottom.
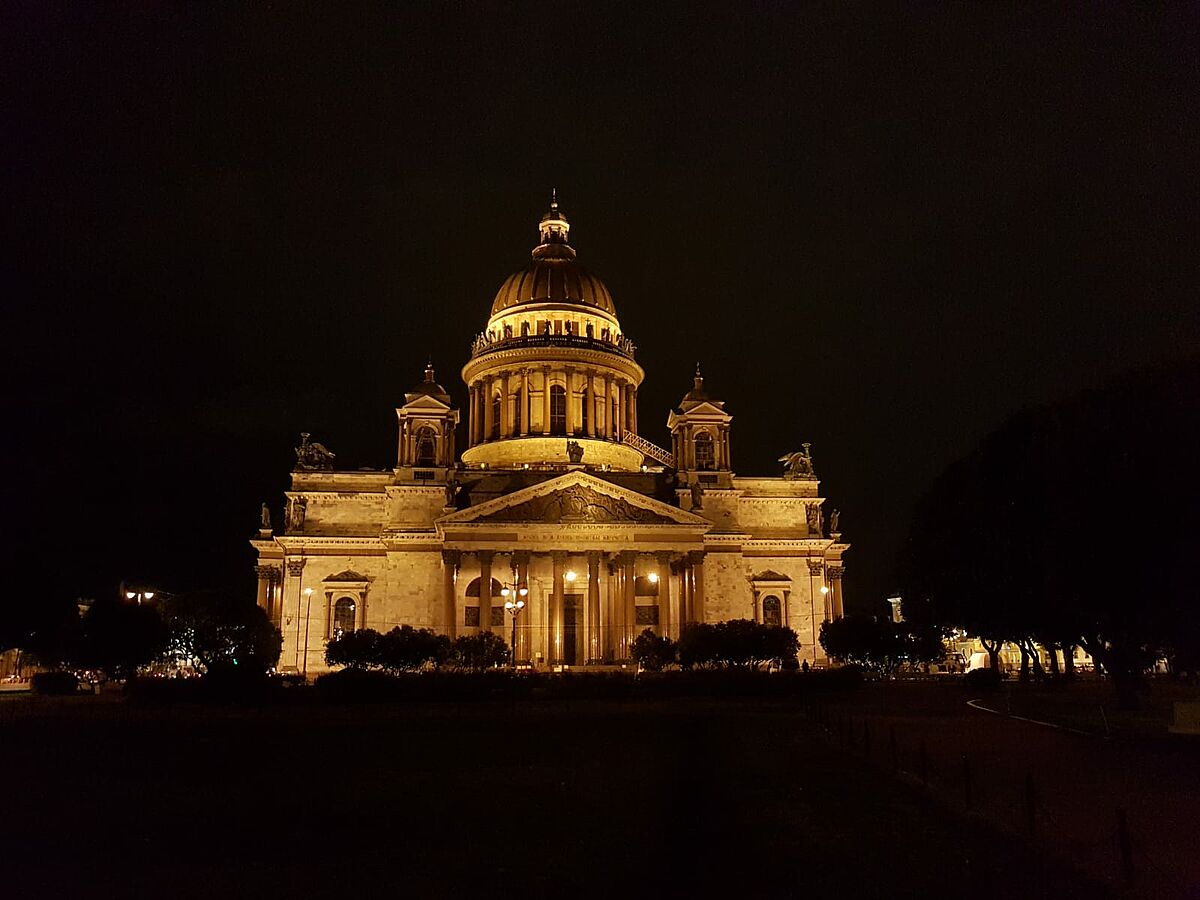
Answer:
[[964, 667, 1004, 691], [30, 671, 79, 695], [677, 621, 799, 669], [630, 629, 676, 671]]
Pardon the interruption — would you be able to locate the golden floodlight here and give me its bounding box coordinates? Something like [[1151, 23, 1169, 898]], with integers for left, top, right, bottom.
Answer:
[[648, 572, 658, 583], [565, 570, 577, 582]]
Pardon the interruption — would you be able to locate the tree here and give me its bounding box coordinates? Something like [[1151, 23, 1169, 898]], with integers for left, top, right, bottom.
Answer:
[[159, 590, 281, 676], [899, 358, 1200, 705], [677, 620, 799, 669], [630, 629, 676, 671], [79, 599, 169, 680], [450, 632, 508, 671], [325, 628, 381, 670], [820, 616, 946, 675], [377, 625, 452, 672]]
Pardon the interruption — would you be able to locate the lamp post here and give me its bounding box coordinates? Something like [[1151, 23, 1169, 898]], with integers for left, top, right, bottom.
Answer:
[[124, 589, 156, 604], [500, 581, 528, 668], [301, 587, 314, 678], [818, 585, 830, 667]]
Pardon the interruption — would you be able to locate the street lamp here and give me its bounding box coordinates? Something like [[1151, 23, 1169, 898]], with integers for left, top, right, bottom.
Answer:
[[124, 589, 156, 604], [301, 587, 314, 677], [501, 581, 528, 668]]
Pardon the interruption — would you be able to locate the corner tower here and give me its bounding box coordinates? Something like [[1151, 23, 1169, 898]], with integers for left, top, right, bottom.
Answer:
[[461, 195, 647, 471]]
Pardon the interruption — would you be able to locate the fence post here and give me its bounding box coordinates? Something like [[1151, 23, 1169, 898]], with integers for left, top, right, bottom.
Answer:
[[1116, 808, 1134, 883]]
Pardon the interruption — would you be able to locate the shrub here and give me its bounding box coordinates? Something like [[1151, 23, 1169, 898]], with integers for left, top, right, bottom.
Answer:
[[630, 629, 676, 671], [677, 620, 799, 669], [30, 671, 80, 694], [964, 667, 1003, 691], [450, 632, 509, 671]]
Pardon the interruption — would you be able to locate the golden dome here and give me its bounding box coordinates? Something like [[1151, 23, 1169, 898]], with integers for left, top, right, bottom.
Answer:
[[489, 195, 617, 318]]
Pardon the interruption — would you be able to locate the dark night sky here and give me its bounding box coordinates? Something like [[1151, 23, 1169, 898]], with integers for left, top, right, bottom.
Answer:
[[3, 4, 1197, 617]]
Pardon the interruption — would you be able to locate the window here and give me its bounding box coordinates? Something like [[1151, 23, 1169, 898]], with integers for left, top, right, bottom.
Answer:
[[415, 426, 436, 466], [762, 595, 782, 627], [465, 577, 503, 597], [634, 575, 660, 596], [550, 385, 567, 435], [491, 394, 501, 439], [464, 607, 480, 627], [490, 607, 505, 627], [333, 597, 357, 637], [695, 432, 715, 470]]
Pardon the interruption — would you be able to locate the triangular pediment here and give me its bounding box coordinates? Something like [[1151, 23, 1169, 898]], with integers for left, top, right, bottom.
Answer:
[[398, 394, 453, 412], [438, 471, 709, 527], [324, 569, 369, 583]]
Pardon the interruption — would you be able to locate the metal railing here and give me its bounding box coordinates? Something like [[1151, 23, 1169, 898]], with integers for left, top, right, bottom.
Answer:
[[622, 432, 675, 468]]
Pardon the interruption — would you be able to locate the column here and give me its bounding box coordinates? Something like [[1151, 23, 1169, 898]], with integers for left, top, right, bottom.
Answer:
[[479, 552, 493, 632], [357, 589, 368, 631], [620, 550, 635, 658], [656, 552, 671, 637], [515, 552, 530, 661], [631, 387, 638, 435], [751, 589, 760, 624], [520, 369, 530, 436], [483, 376, 495, 442], [467, 385, 475, 446], [690, 551, 706, 622], [542, 366, 552, 435], [254, 565, 271, 614], [603, 374, 614, 440], [604, 557, 618, 660], [621, 383, 631, 437], [441, 551, 458, 639], [587, 552, 601, 663], [828, 565, 845, 619], [499, 372, 509, 438], [585, 373, 596, 438], [564, 367, 576, 435], [551, 552, 566, 663], [284, 558, 306, 671]]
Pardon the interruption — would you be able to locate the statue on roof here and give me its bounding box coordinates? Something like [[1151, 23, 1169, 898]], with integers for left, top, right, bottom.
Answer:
[[260, 503, 272, 531], [566, 440, 585, 465], [295, 432, 336, 471], [779, 443, 815, 479]]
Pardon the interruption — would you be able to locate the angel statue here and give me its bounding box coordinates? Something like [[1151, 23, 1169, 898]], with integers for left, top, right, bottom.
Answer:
[[779, 443, 815, 479], [260, 503, 272, 531]]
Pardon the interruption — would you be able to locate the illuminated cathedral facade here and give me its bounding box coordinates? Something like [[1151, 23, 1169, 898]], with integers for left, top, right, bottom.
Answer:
[[251, 197, 848, 673]]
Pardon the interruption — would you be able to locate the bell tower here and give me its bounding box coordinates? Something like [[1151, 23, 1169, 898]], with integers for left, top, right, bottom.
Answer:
[[668, 364, 734, 488], [396, 362, 459, 476]]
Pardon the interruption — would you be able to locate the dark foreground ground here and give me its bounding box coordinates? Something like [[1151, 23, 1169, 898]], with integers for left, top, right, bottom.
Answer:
[[0, 693, 1129, 900]]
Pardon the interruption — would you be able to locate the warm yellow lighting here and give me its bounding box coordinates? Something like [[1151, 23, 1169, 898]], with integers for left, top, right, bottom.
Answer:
[[648, 572, 658, 583], [516, 599, 525, 610], [500, 587, 510, 597], [565, 570, 577, 582], [504, 600, 515, 610], [125, 591, 136, 600], [143, 591, 155, 600], [518, 587, 528, 597], [304, 587, 313, 597], [820, 586, 830, 595]]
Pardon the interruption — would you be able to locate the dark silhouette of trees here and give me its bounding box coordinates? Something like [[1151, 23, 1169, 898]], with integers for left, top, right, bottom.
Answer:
[[900, 358, 1200, 703], [159, 590, 281, 676], [677, 620, 799, 669], [78, 599, 169, 680], [630, 629, 676, 670], [819, 616, 944, 674]]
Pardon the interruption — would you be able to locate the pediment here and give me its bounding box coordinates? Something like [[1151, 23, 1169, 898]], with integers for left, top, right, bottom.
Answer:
[[751, 569, 790, 582], [399, 394, 452, 411], [438, 471, 709, 527], [324, 569, 369, 583]]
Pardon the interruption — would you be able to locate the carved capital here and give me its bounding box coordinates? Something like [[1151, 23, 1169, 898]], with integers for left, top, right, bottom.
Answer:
[[827, 565, 845, 579], [687, 550, 706, 566], [286, 559, 306, 577], [441, 549, 461, 567], [807, 560, 824, 576]]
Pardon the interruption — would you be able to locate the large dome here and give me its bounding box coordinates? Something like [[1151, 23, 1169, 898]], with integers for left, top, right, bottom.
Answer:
[[488, 196, 617, 318]]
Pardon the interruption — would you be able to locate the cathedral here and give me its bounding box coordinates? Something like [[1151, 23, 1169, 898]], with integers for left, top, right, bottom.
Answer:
[[252, 197, 849, 674]]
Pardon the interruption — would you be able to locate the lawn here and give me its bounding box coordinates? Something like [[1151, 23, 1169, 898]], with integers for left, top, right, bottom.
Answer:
[[0, 693, 1113, 899]]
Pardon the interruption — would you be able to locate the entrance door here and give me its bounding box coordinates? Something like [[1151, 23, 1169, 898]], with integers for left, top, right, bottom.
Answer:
[[563, 594, 582, 665]]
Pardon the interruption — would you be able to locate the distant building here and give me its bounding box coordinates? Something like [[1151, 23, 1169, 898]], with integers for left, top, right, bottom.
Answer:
[[251, 197, 850, 674]]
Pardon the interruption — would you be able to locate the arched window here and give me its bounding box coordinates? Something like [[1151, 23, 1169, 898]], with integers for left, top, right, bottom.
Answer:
[[491, 394, 501, 439], [762, 595, 782, 627], [695, 432, 715, 470], [465, 577, 503, 597], [513, 389, 522, 434], [550, 385, 567, 435], [415, 426, 436, 466], [333, 597, 357, 637]]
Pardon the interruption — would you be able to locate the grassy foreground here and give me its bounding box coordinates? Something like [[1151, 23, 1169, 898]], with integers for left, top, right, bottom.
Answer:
[[0, 693, 1112, 899]]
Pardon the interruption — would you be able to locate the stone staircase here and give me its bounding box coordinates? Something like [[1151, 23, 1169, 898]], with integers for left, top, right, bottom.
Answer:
[[622, 431, 674, 468]]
